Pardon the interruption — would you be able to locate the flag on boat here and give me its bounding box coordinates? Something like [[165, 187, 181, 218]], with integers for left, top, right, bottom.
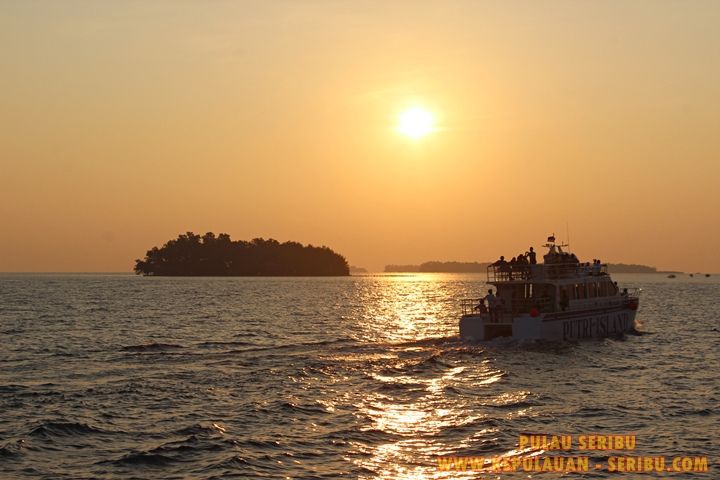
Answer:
[[547, 235, 555, 242]]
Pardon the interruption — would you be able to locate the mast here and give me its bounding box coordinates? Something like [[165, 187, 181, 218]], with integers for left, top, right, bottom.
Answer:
[[566, 222, 570, 250]]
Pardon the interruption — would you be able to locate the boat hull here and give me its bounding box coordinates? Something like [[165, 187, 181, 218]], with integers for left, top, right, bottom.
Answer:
[[460, 306, 638, 341]]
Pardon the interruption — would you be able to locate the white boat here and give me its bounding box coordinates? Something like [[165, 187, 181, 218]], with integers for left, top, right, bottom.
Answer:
[[459, 237, 640, 341]]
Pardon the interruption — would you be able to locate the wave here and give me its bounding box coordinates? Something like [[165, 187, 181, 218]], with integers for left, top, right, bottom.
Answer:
[[121, 342, 184, 352], [487, 399, 538, 409], [666, 406, 712, 417], [208, 454, 252, 468], [278, 401, 331, 415], [113, 451, 175, 466], [372, 381, 427, 394], [240, 439, 284, 450], [173, 423, 228, 437], [0, 384, 28, 394], [575, 406, 610, 417], [0, 440, 24, 458], [29, 421, 109, 438], [196, 340, 256, 348], [325, 426, 400, 444], [384, 335, 461, 349], [223, 337, 356, 356], [108, 434, 238, 467]]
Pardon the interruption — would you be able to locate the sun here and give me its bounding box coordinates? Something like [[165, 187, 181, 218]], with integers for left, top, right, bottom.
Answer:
[[397, 107, 435, 139]]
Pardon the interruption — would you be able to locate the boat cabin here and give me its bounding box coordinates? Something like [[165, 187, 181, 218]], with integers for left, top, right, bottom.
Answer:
[[462, 244, 622, 321]]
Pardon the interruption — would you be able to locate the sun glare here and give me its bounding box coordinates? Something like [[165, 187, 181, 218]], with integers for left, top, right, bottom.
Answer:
[[397, 107, 434, 139]]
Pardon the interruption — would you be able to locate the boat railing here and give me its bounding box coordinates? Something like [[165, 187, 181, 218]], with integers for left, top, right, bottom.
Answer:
[[486, 264, 532, 282], [460, 298, 486, 316], [460, 296, 555, 317], [487, 263, 608, 282]]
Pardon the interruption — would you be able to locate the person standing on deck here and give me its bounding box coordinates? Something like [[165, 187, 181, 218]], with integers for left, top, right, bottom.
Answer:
[[508, 257, 517, 280], [516, 253, 529, 279], [526, 247, 537, 265], [484, 289, 498, 321]]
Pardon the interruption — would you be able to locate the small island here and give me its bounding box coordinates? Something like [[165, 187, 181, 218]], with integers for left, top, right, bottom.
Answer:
[[134, 232, 349, 276]]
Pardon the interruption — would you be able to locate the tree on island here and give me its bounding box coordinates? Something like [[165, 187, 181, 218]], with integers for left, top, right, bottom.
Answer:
[[134, 232, 349, 276]]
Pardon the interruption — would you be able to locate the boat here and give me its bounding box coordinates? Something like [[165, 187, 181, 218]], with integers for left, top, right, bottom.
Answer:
[[667, 274, 676, 278], [459, 237, 640, 341]]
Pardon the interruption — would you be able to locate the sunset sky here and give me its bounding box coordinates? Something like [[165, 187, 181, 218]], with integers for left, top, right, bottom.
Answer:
[[2, 1, 719, 273]]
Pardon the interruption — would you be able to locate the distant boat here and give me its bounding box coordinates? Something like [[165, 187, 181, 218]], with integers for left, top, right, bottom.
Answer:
[[689, 274, 694, 277], [706, 274, 711, 278], [667, 274, 676, 278]]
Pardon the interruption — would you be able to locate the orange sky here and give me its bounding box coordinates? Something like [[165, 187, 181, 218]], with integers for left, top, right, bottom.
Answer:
[[1, 1, 719, 273]]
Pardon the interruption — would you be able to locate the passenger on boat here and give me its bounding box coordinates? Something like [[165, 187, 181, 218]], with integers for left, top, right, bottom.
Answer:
[[493, 256, 510, 279], [473, 299, 488, 314], [526, 247, 537, 264], [592, 259, 602, 275], [515, 253, 529, 279], [484, 289, 498, 321], [508, 257, 517, 280]]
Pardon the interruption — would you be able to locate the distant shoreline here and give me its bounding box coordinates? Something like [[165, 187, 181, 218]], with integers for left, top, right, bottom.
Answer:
[[383, 261, 690, 275]]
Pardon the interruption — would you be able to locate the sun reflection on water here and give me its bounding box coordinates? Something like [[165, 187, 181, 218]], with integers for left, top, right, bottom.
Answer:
[[350, 274, 456, 344], [353, 349, 501, 476], [329, 274, 529, 478]]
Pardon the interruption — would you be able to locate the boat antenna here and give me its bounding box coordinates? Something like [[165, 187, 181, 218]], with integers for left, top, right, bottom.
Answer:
[[566, 222, 570, 249]]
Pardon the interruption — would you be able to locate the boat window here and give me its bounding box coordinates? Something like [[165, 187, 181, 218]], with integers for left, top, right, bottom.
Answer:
[[588, 282, 597, 298], [575, 283, 586, 299]]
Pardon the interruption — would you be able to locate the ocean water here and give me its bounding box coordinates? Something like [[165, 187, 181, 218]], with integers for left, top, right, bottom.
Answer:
[[0, 273, 717, 479]]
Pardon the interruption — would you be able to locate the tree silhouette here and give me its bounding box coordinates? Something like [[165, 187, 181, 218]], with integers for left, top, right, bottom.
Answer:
[[134, 232, 350, 276]]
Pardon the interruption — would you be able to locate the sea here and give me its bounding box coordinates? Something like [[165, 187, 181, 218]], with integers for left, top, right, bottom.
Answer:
[[0, 273, 717, 479]]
